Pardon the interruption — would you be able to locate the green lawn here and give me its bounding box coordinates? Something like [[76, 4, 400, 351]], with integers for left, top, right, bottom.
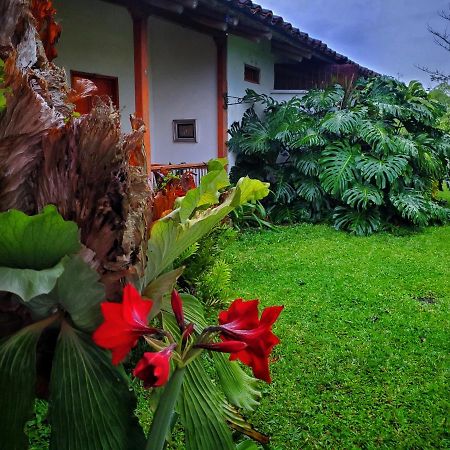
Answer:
[[226, 224, 450, 449]]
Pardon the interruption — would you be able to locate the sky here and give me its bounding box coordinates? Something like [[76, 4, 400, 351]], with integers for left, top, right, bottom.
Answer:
[[259, 0, 450, 88]]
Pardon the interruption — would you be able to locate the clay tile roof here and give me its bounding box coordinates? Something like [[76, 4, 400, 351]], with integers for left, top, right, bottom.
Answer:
[[221, 0, 378, 76]]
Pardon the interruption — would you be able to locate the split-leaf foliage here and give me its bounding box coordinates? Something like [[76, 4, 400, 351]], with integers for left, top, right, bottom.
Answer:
[[229, 78, 450, 234]]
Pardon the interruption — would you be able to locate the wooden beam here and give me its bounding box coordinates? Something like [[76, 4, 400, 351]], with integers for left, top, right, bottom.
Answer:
[[272, 41, 312, 59], [215, 37, 228, 159], [174, 0, 199, 8], [132, 14, 152, 172], [185, 12, 228, 32], [142, 0, 184, 14]]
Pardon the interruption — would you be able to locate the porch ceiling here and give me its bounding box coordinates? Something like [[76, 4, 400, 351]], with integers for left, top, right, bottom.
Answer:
[[104, 0, 377, 76]]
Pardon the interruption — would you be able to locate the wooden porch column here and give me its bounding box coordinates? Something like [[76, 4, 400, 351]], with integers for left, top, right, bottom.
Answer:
[[215, 36, 228, 159], [132, 13, 151, 172]]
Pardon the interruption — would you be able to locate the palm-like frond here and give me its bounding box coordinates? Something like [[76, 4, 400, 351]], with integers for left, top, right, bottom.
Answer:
[[342, 183, 384, 209], [333, 206, 382, 235], [320, 141, 360, 195], [356, 154, 409, 189]]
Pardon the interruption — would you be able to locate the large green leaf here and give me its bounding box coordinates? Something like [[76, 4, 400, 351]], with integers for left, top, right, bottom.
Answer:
[[212, 353, 261, 412], [356, 154, 409, 189], [25, 256, 104, 332], [333, 206, 382, 236], [179, 357, 234, 450], [389, 189, 431, 226], [0, 205, 80, 270], [178, 159, 229, 223], [144, 176, 269, 284], [342, 183, 384, 209], [320, 109, 364, 136], [0, 316, 56, 450], [49, 324, 145, 450], [0, 261, 65, 302], [320, 141, 360, 195], [50, 256, 104, 332]]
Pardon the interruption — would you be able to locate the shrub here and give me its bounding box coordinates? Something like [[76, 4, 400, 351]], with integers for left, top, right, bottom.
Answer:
[[229, 78, 450, 234]]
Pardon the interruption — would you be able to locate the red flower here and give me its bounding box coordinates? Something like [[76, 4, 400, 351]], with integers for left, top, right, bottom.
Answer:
[[93, 284, 157, 365], [218, 299, 283, 383], [133, 346, 175, 388], [171, 290, 185, 331]]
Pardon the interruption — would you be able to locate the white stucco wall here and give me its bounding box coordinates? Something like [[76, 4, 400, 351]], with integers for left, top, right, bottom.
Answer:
[[54, 0, 135, 132], [227, 36, 275, 124], [226, 35, 275, 165], [271, 90, 308, 102], [148, 17, 218, 165]]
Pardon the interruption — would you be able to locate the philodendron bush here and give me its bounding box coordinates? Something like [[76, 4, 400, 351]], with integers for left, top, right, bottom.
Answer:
[[229, 78, 450, 234], [0, 160, 281, 450]]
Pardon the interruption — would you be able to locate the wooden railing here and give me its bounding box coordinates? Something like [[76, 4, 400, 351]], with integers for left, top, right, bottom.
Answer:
[[151, 162, 208, 187]]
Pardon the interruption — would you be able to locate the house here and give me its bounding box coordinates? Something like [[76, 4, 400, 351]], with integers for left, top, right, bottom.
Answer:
[[51, 0, 376, 176]]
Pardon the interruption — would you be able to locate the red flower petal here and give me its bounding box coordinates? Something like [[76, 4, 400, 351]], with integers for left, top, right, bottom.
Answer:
[[260, 305, 284, 326], [133, 348, 173, 388], [218, 298, 283, 383], [122, 284, 153, 329], [92, 284, 157, 365], [171, 290, 185, 331]]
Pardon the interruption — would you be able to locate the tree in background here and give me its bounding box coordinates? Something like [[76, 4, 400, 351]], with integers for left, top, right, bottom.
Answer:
[[419, 5, 450, 84]]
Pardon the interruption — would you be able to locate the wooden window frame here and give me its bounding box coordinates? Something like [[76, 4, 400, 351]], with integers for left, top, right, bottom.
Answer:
[[172, 119, 197, 143], [244, 64, 261, 84], [70, 70, 120, 109]]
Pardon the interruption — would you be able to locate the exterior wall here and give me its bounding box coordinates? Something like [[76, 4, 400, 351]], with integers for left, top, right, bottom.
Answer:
[[227, 36, 275, 165], [271, 90, 308, 102], [54, 0, 135, 132], [148, 17, 218, 165]]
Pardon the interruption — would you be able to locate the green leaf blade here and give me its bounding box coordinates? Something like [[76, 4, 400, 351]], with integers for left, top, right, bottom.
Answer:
[[49, 325, 145, 450], [0, 206, 80, 270]]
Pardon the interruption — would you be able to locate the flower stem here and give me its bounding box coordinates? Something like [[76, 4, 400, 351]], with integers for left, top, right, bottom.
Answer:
[[145, 367, 186, 450]]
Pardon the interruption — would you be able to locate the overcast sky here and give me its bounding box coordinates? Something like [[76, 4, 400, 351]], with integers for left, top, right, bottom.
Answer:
[[259, 0, 450, 88]]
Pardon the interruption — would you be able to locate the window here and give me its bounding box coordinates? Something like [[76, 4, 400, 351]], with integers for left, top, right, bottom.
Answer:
[[173, 119, 197, 143], [70, 71, 119, 115], [244, 64, 260, 84]]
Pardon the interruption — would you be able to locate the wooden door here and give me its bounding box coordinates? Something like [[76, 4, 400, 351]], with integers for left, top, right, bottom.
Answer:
[[71, 71, 119, 114]]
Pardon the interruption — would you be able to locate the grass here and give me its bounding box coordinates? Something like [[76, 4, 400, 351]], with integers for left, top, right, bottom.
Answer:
[[225, 224, 450, 449]]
